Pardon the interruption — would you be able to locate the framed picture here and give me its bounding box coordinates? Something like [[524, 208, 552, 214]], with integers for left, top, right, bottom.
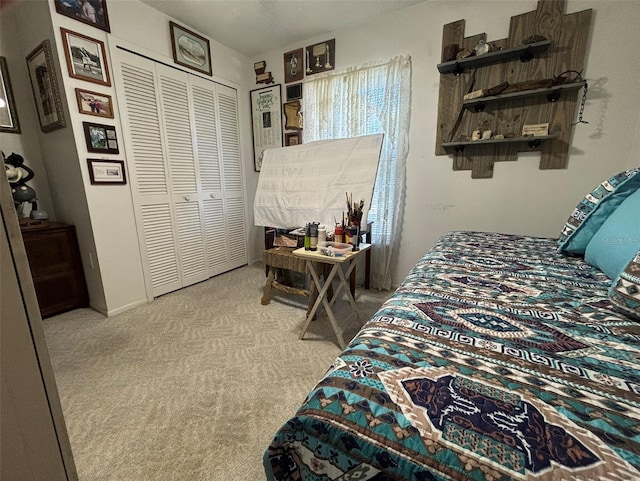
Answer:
[[83, 121, 118, 154], [170, 21, 212, 76], [283, 100, 303, 130], [283, 48, 303, 83], [87, 159, 126, 184], [306, 39, 335, 75], [54, 0, 110, 33], [286, 83, 302, 101], [0, 57, 20, 133], [250, 84, 283, 172], [285, 132, 302, 147], [61, 28, 111, 86], [75, 88, 113, 118], [25, 40, 66, 133]]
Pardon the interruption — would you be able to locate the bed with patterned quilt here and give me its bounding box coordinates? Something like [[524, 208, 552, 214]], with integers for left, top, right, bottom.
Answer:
[[264, 169, 640, 481]]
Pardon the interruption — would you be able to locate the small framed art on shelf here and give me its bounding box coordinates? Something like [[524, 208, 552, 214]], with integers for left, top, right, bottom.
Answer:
[[87, 159, 126, 184], [83, 121, 118, 154], [61, 28, 111, 86]]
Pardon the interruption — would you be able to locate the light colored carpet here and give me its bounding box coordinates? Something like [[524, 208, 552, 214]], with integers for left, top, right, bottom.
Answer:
[[43, 263, 392, 481]]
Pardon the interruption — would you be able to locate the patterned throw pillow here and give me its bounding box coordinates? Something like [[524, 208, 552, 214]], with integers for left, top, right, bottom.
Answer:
[[609, 249, 640, 321], [557, 167, 640, 255]]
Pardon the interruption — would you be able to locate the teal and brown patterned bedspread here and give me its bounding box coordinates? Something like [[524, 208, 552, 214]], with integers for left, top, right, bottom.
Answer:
[[264, 231, 640, 481]]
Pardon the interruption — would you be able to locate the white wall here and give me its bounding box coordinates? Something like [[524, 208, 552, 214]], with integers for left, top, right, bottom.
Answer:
[[0, 3, 56, 221], [250, 0, 640, 286], [2, 0, 253, 316], [1, 0, 108, 312]]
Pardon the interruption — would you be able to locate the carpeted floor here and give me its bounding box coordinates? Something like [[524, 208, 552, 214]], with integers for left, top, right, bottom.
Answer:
[[43, 263, 392, 481]]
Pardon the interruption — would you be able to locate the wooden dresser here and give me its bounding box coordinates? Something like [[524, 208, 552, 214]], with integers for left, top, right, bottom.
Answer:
[[20, 222, 89, 318]]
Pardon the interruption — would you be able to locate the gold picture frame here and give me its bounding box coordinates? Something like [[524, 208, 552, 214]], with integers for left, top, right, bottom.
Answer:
[[26, 40, 66, 133]]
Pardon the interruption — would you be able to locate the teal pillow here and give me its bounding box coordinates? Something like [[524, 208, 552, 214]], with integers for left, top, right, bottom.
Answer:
[[557, 167, 640, 254], [609, 248, 640, 320], [584, 188, 640, 279]]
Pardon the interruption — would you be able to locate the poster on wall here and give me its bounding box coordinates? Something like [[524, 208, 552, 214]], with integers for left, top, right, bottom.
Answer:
[[250, 84, 282, 172]]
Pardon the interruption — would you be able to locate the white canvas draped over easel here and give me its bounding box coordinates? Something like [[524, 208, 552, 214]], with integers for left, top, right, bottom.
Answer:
[[254, 134, 383, 229]]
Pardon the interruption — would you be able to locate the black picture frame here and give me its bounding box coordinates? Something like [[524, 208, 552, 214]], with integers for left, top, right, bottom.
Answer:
[[283, 48, 303, 83], [54, 0, 111, 33], [284, 132, 302, 146], [250, 84, 283, 172], [87, 159, 126, 184], [83, 121, 118, 154], [286, 83, 302, 101], [0, 56, 20, 134], [305, 39, 335, 75]]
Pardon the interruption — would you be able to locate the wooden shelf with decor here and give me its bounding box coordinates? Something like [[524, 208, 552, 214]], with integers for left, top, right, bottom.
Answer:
[[434, 0, 592, 178], [442, 134, 559, 152], [437, 40, 550, 74], [463, 81, 586, 112]]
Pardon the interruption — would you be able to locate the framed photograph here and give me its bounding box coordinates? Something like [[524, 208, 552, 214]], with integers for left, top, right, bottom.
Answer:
[[61, 28, 111, 86], [83, 121, 118, 154], [283, 48, 303, 83], [283, 100, 303, 130], [26, 40, 66, 133], [250, 84, 283, 172], [75, 88, 113, 118], [54, 0, 110, 33], [170, 21, 212, 76], [305, 39, 335, 75], [87, 159, 126, 184], [285, 132, 302, 147], [0, 57, 20, 133], [286, 83, 302, 101]]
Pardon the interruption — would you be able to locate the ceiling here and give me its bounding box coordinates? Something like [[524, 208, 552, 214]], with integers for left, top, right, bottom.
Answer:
[[139, 0, 426, 57]]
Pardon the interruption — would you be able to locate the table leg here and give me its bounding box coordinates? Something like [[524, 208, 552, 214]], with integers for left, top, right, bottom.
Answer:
[[299, 262, 339, 341], [365, 230, 372, 289]]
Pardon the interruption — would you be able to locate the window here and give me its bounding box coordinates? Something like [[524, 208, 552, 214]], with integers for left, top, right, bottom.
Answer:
[[303, 55, 411, 289]]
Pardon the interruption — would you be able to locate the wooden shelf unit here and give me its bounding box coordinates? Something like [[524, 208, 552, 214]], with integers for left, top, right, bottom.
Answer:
[[434, 0, 592, 178]]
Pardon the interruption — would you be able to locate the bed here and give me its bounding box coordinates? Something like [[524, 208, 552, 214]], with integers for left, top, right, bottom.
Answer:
[[264, 169, 640, 481]]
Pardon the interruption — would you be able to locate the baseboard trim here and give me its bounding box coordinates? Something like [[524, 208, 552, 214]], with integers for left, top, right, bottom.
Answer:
[[101, 298, 148, 317]]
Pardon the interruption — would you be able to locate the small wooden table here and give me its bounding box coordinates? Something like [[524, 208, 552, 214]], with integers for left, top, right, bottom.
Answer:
[[294, 243, 371, 349]]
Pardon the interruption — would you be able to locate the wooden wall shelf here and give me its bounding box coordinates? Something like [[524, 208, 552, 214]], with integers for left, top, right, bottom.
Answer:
[[463, 81, 586, 111], [434, 0, 592, 178], [437, 40, 551, 74], [443, 134, 559, 152]]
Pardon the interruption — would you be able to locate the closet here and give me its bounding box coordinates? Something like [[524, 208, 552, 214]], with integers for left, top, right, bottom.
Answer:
[[113, 49, 247, 298]]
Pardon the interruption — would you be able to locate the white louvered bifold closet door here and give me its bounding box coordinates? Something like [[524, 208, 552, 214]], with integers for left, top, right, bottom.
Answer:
[[117, 55, 181, 297], [190, 75, 229, 276], [217, 84, 247, 267], [114, 48, 247, 300], [156, 64, 208, 287]]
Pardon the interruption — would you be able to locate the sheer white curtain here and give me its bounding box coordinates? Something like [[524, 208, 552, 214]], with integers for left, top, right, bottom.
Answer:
[[303, 55, 411, 290]]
